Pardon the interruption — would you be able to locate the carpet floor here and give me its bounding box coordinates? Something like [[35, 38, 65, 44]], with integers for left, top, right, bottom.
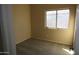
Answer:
[[16, 38, 72, 55]]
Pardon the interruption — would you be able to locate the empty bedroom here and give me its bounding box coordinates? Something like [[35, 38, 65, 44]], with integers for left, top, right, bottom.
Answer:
[[12, 4, 76, 55]]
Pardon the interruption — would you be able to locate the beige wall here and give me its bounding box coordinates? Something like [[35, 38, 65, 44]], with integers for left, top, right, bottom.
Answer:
[[31, 4, 76, 45], [12, 5, 31, 44]]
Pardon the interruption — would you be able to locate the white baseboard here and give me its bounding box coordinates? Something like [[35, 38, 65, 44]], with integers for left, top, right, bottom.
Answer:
[[33, 37, 71, 46]]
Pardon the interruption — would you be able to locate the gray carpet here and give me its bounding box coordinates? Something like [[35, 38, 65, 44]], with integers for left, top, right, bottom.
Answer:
[[16, 38, 72, 55]]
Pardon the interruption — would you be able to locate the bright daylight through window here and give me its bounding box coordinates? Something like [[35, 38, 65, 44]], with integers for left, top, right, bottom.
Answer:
[[46, 9, 69, 29]]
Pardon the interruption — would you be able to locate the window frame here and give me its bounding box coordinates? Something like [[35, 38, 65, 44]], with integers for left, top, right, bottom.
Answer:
[[45, 9, 70, 29]]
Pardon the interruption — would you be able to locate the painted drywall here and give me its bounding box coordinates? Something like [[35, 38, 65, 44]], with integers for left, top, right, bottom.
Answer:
[[31, 4, 76, 45], [12, 5, 31, 44]]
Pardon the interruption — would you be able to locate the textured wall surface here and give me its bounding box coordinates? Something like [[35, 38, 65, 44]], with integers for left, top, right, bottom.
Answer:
[[31, 4, 76, 45], [12, 5, 31, 44]]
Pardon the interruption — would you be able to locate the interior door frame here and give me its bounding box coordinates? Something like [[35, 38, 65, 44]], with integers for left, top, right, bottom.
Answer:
[[0, 4, 16, 55], [74, 4, 79, 55]]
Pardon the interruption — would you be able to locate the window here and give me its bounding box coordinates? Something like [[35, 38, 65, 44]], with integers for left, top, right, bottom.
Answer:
[[46, 11, 56, 29], [46, 9, 69, 29]]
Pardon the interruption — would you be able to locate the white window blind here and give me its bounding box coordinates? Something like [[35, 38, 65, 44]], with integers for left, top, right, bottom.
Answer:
[[57, 10, 69, 28], [46, 9, 69, 29], [46, 11, 56, 29]]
